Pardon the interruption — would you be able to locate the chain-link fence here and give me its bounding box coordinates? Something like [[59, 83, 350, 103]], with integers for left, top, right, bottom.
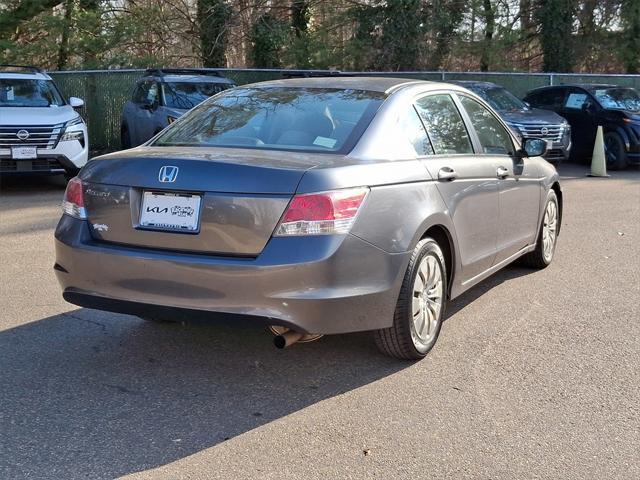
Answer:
[[49, 69, 640, 153]]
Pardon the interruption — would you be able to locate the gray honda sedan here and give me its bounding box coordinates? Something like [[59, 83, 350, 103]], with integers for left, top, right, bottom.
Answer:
[[55, 77, 562, 359]]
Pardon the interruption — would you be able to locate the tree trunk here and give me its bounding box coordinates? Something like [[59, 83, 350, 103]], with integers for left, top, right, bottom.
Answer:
[[56, 0, 73, 70], [536, 0, 574, 73], [621, 0, 640, 73], [197, 0, 230, 67], [480, 0, 494, 72]]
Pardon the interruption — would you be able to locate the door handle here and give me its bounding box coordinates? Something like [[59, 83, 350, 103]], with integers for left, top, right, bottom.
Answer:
[[496, 166, 509, 178], [438, 167, 458, 181]]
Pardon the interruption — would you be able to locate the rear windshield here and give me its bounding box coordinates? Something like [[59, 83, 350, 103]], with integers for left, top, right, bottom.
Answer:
[[153, 87, 385, 153], [162, 81, 233, 109], [0, 79, 65, 107], [592, 87, 640, 112], [475, 87, 527, 112]]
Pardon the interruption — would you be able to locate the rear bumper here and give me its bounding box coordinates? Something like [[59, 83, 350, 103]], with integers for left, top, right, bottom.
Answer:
[[54, 215, 409, 334]]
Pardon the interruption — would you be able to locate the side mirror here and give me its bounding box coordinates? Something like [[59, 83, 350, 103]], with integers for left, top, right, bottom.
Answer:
[[519, 137, 548, 158], [141, 98, 158, 110], [69, 97, 84, 108], [582, 101, 595, 113]]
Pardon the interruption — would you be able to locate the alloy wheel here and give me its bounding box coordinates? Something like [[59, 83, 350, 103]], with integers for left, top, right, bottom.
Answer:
[[411, 254, 443, 349], [542, 198, 558, 262]]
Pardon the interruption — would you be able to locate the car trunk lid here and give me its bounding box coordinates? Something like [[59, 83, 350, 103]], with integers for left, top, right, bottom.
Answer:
[[79, 147, 331, 256]]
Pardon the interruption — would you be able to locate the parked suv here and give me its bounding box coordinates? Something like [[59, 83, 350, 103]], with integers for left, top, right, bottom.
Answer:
[[121, 68, 236, 148], [452, 81, 571, 163], [0, 65, 88, 177], [524, 84, 640, 169]]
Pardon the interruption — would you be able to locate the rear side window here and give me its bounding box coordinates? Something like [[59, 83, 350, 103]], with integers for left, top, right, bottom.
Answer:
[[564, 90, 590, 110], [459, 96, 514, 155], [399, 107, 433, 156], [415, 94, 473, 155], [527, 89, 566, 109]]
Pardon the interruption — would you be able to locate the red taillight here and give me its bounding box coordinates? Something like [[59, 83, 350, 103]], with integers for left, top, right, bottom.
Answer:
[[62, 176, 87, 219], [275, 187, 368, 236]]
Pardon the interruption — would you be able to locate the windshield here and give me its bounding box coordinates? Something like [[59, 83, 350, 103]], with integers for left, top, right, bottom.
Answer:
[[474, 87, 527, 111], [592, 88, 640, 112], [153, 87, 385, 153], [0, 79, 65, 107], [162, 82, 233, 109]]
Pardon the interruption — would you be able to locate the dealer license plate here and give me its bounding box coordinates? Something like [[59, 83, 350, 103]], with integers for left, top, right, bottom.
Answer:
[[139, 191, 201, 232], [11, 146, 37, 159]]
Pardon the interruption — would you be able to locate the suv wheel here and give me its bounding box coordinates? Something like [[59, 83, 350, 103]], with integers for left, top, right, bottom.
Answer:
[[604, 132, 628, 170], [374, 238, 447, 360]]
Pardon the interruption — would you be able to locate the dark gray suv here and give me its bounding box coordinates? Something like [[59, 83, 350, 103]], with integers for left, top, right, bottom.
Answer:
[[120, 68, 235, 148]]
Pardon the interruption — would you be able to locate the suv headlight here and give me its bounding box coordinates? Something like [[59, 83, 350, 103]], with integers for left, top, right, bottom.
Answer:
[[61, 116, 86, 147], [61, 130, 84, 141], [65, 116, 85, 127]]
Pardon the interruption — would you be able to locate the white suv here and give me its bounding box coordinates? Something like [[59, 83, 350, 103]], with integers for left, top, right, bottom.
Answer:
[[0, 65, 88, 178]]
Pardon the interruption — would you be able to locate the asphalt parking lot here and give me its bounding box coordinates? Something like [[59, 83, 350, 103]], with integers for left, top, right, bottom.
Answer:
[[0, 164, 638, 479]]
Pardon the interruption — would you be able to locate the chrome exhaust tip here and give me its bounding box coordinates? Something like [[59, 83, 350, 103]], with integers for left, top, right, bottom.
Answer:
[[273, 330, 304, 349]]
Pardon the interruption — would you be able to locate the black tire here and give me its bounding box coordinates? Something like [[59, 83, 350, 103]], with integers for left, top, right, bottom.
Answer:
[[604, 132, 628, 170], [374, 238, 447, 360], [121, 125, 131, 150], [521, 190, 559, 269]]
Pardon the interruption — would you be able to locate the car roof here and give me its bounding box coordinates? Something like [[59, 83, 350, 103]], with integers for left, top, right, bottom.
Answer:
[[526, 83, 620, 94], [237, 76, 458, 94], [449, 80, 501, 89], [142, 74, 235, 84], [0, 71, 52, 81]]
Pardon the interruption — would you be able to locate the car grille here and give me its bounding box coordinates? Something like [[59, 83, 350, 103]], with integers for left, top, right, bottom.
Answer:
[[0, 124, 64, 149], [514, 124, 564, 142], [0, 158, 65, 173], [544, 148, 565, 162]]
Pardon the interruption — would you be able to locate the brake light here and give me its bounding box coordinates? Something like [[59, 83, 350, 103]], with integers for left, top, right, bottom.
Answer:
[[275, 187, 368, 236], [62, 177, 87, 219]]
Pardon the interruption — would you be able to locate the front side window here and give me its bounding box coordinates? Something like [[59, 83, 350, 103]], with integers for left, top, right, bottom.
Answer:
[[415, 94, 473, 155], [459, 96, 514, 155], [132, 82, 150, 104], [153, 87, 385, 153], [0, 79, 64, 107], [162, 82, 232, 110]]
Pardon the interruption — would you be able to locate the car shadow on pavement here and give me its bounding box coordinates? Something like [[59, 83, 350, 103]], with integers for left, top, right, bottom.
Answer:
[[446, 263, 537, 318], [0, 310, 408, 478]]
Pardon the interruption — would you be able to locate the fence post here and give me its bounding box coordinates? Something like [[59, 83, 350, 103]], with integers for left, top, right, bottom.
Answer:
[[549, 73, 555, 86]]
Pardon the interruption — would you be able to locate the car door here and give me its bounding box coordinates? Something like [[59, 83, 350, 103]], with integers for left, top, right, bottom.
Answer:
[[456, 94, 541, 264], [560, 87, 599, 157], [130, 80, 159, 145], [415, 92, 500, 283]]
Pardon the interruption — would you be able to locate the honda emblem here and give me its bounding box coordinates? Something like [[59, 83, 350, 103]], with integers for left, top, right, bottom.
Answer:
[[158, 165, 179, 183]]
